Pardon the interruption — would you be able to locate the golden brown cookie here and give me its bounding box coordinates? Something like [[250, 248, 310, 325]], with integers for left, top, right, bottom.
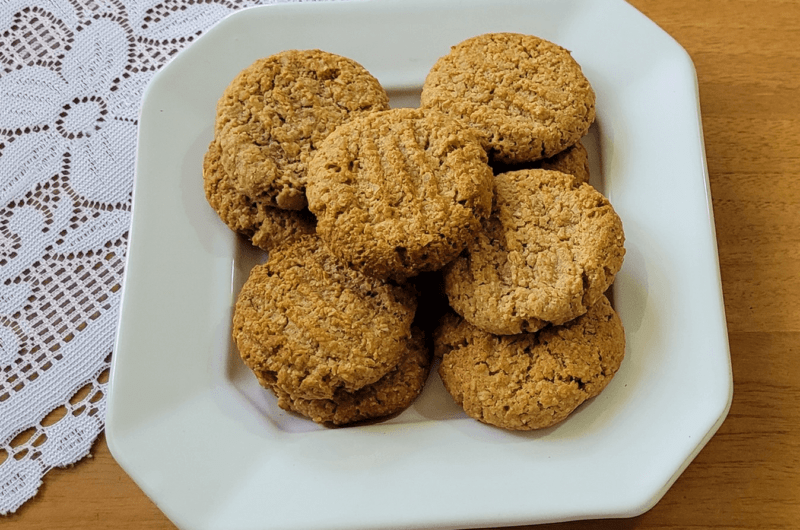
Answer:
[[435, 295, 625, 431], [233, 235, 417, 400], [266, 328, 431, 426], [421, 33, 595, 164], [215, 50, 390, 210], [538, 142, 590, 184], [203, 139, 316, 250], [491, 142, 591, 184], [306, 107, 494, 280], [444, 169, 625, 335]]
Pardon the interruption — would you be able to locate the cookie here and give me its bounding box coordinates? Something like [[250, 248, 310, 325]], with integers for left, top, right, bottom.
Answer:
[[539, 141, 590, 184], [491, 142, 589, 183], [203, 139, 316, 250], [233, 235, 417, 400], [491, 141, 591, 185], [421, 33, 595, 164], [215, 50, 390, 210], [268, 327, 431, 426], [444, 169, 625, 335], [435, 295, 625, 431], [306, 107, 494, 280]]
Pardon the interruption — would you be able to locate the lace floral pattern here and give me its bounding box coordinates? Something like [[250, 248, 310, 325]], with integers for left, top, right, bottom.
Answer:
[[0, 0, 320, 514]]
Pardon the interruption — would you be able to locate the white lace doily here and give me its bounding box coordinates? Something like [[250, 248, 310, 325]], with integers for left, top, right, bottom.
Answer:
[[0, 0, 324, 515]]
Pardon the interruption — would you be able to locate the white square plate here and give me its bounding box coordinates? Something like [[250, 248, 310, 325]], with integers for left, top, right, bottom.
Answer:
[[107, 1, 733, 528]]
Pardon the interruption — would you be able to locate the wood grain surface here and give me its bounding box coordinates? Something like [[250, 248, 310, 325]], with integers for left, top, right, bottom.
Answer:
[[6, 0, 800, 528]]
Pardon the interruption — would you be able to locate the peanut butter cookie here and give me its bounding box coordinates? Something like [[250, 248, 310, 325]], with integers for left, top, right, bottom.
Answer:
[[421, 33, 595, 164], [267, 328, 431, 426], [491, 141, 591, 185], [539, 141, 591, 184], [306, 108, 494, 280], [444, 169, 625, 335], [215, 50, 390, 210], [435, 295, 625, 431], [233, 235, 417, 400], [203, 139, 316, 250]]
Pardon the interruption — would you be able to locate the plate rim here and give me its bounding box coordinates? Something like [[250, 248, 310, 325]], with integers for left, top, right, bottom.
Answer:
[[107, 0, 733, 528]]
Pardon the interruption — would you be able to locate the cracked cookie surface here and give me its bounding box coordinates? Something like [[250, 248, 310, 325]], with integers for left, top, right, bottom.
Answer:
[[444, 169, 625, 335], [421, 33, 595, 164], [203, 139, 316, 250], [215, 50, 389, 210], [306, 107, 494, 280], [435, 295, 625, 430], [265, 327, 431, 426], [233, 235, 417, 400]]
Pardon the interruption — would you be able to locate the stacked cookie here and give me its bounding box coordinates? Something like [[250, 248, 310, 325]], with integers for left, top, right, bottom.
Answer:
[[232, 235, 428, 426], [203, 49, 390, 251], [204, 34, 626, 430]]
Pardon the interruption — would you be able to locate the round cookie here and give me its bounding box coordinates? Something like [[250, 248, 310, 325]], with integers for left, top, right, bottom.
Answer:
[[421, 33, 595, 164], [233, 235, 417, 400], [435, 295, 625, 431], [444, 169, 625, 335], [306, 107, 494, 280], [215, 50, 390, 210], [203, 139, 316, 251], [268, 328, 431, 426]]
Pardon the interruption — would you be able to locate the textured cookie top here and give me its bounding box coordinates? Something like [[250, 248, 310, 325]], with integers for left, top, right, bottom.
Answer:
[[270, 327, 431, 426], [215, 50, 390, 210], [421, 33, 595, 164], [233, 235, 417, 400], [444, 169, 625, 335], [435, 295, 625, 431], [306, 107, 494, 280], [202, 139, 316, 251]]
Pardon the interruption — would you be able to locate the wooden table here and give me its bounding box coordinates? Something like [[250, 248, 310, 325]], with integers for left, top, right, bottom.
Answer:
[[7, 0, 800, 528]]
